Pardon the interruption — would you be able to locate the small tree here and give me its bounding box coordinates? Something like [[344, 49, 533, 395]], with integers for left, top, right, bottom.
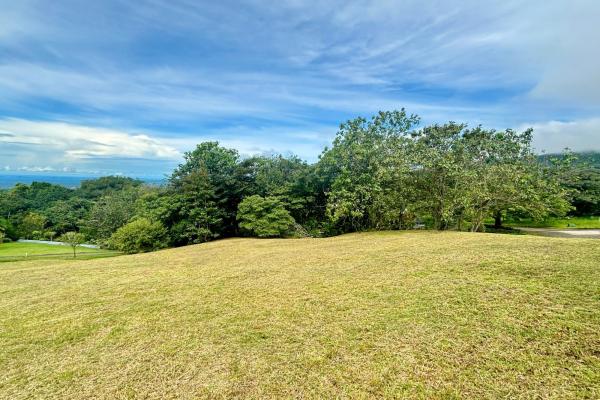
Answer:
[[59, 231, 86, 258], [108, 218, 167, 254], [237, 195, 295, 238], [0, 230, 5, 243]]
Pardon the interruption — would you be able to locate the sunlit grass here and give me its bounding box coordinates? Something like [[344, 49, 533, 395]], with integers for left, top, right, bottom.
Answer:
[[0, 242, 100, 256], [1, 232, 599, 399], [507, 215, 600, 229]]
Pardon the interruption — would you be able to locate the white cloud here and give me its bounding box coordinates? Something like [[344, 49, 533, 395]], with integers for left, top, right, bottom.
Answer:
[[525, 118, 600, 153], [0, 118, 181, 172]]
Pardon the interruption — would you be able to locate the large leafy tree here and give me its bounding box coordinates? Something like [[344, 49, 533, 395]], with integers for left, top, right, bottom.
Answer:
[[238, 155, 318, 226], [237, 195, 295, 238], [409, 122, 469, 230], [82, 188, 140, 242], [318, 110, 419, 233], [171, 168, 225, 244], [170, 142, 240, 236], [44, 197, 92, 234], [18, 212, 47, 239]]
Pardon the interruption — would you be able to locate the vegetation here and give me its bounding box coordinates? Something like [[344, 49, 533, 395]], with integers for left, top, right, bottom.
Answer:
[[541, 151, 600, 216], [0, 232, 598, 398], [0, 110, 596, 253], [108, 218, 168, 254], [237, 195, 295, 237], [58, 231, 86, 258]]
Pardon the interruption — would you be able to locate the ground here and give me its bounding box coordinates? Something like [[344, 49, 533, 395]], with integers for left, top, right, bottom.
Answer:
[[1, 232, 599, 399]]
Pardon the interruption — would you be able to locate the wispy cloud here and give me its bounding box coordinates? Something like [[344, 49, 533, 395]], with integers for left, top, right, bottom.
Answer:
[[0, 0, 599, 174]]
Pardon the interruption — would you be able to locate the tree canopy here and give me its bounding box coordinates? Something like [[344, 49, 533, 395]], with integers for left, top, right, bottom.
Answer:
[[0, 109, 589, 253]]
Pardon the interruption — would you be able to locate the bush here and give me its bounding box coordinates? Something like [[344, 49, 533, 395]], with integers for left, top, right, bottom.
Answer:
[[108, 218, 167, 254], [237, 195, 295, 238]]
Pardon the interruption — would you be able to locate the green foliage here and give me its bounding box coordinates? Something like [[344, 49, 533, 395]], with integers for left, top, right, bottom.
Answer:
[[77, 176, 143, 199], [238, 155, 319, 225], [170, 142, 241, 238], [19, 212, 47, 239], [108, 218, 168, 254], [237, 195, 295, 237], [171, 168, 225, 244], [0, 111, 590, 246], [44, 197, 92, 234], [319, 110, 419, 232], [82, 189, 139, 242], [0, 217, 16, 240], [59, 231, 86, 258]]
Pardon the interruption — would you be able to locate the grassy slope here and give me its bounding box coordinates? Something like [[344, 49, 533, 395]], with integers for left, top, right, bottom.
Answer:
[[0, 242, 101, 256], [1, 232, 599, 399]]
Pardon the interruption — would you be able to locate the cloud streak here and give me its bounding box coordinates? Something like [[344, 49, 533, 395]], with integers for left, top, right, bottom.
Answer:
[[0, 119, 181, 174], [0, 0, 599, 174]]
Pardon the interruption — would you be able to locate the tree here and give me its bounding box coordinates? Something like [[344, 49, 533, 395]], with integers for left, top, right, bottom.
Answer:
[[170, 142, 240, 236], [59, 231, 86, 258], [0, 217, 16, 240], [0, 230, 5, 243], [19, 212, 47, 239], [318, 110, 419, 233], [237, 195, 295, 238], [409, 122, 469, 230], [108, 218, 168, 254], [171, 168, 225, 244], [44, 198, 92, 234], [77, 176, 143, 199], [237, 155, 319, 226], [83, 189, 139, 242]]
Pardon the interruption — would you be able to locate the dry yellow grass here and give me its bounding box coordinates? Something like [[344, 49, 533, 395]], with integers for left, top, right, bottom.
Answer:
[[1, 231, 599, 399]]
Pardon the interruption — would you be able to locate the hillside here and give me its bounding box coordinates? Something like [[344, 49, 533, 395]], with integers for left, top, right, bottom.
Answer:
[[1, 232, 599, 399]]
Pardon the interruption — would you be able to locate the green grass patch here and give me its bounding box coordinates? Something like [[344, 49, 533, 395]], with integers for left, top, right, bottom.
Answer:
[[0, 232, 599, 398], [0, 242, 119, 262], [507, 215, 600, 229]]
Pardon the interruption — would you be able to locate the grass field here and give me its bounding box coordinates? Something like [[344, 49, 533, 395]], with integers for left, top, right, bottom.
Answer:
[[0, 242, 117, 263], [1, 232, 599, 399], [507, 215, 600, 229]]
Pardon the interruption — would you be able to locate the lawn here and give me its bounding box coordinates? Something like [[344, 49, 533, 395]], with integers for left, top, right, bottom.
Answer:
[[507, 215, 600, 229], [0, 242, 100, 256], [1, 232, 599, 399], [0, 242, 116, 262]]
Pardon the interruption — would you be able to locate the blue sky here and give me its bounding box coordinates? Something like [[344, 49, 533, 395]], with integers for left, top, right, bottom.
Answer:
[[1, 0, 599, 177]]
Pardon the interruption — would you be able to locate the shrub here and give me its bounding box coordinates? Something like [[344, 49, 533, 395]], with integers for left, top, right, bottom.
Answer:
[[237, 195, 295, 238], [109, 218, 167, 254]]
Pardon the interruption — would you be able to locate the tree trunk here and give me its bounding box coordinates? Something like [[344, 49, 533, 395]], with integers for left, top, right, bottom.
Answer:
[[494, 211, 502, 229]]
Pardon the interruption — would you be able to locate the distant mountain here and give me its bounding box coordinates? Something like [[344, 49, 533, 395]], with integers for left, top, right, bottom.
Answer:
[[539, 151, 600, 168]]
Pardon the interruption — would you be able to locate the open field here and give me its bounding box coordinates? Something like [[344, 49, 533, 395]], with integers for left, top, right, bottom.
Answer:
[[0, 242, 118, 263], [508, 216, 600, 229], [1, 232, 599, 399]]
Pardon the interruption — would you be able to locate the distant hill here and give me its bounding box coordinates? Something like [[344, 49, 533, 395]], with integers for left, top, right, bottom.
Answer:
[[539, 151, 600, 168]]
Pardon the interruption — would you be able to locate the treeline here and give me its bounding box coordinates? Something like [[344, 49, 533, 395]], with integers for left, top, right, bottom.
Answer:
[[0, 110, 596, 253]]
